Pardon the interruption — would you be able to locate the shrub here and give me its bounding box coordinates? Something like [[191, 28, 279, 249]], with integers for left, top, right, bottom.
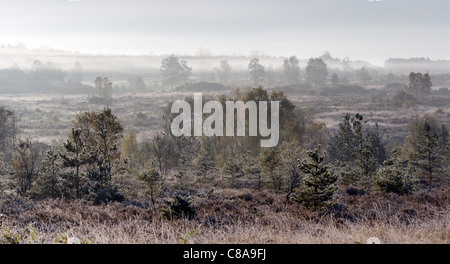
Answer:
[[345, 186, 365, 196], [1, 225, 40, 244], [161, 194, 196, 220], [376, 150, 418, 195], [84, 170, 124, 205], [91, 187, 125, 205], [391, 89, 416, 108], [138, 166, 165, 206]]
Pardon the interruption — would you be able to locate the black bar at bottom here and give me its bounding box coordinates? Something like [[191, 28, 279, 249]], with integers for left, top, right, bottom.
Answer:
[[0, 244, 446, 263]]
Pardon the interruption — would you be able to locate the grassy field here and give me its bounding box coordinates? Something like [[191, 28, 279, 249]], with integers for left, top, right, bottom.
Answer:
[[0, 90, 448, 145], [1, 186, 449, 244]]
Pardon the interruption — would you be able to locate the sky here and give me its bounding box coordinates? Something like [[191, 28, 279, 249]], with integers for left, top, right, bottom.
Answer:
[[0, 0, 449, 66]]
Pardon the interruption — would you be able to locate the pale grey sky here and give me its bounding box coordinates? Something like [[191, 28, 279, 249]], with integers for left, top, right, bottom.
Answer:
[[0, 0, 449, 65]]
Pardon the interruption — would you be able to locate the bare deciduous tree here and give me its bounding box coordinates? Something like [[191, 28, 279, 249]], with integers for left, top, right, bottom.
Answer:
[[152, 131, 175, 175], [12, 139, 40, 195]]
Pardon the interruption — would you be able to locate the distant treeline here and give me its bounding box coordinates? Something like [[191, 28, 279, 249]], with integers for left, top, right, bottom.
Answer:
[[384, 58, 450, 74], [1, 52, 450, 94]]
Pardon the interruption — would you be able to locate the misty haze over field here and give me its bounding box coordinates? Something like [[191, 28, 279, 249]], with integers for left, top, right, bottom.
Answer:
[[0, 0, 449, 142], [0, 0, 449, 66], [1, 0, 449, 86]]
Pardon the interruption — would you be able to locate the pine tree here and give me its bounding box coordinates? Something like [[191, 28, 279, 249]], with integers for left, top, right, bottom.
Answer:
[[354, 122, 385, 187], [70, 107, 124, 203], [261, 148, 282, 193], [60, 128, 85, 198], [244, 156, 262, 190], [223, 156, 244, 186], [195, 137, 216, 181], [376, 148, 418, 195], [439, 124, 449, 159], [138, 165, 165, 207], [330, 73, 340, 87], [293, 146, 338, 211], [32, 148, 62, 199], [248, 58, 265, 87], [409, 118, 448, 187], [329, 113, 386, 187]]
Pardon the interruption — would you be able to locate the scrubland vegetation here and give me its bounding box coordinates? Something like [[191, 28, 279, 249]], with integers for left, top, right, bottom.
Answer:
[[0, 54, 449, 244]]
